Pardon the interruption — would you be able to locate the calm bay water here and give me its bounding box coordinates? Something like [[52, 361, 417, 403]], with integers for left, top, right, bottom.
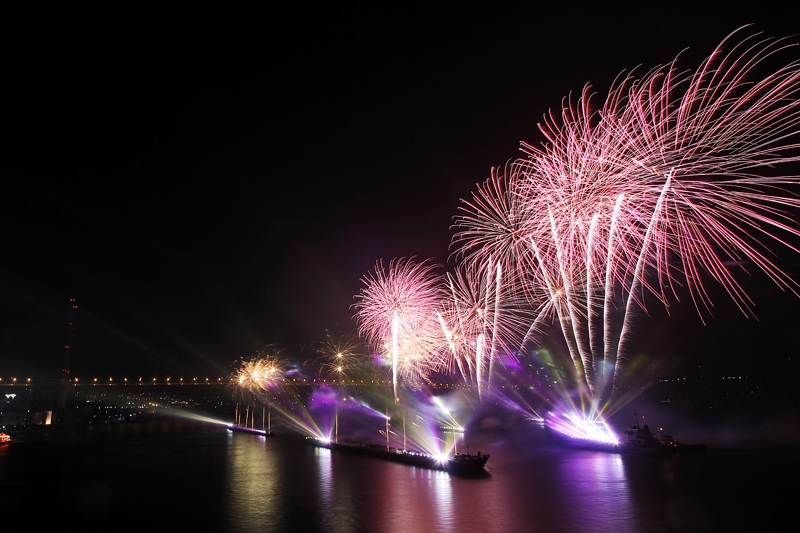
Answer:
[[1, 420, 797, 532]]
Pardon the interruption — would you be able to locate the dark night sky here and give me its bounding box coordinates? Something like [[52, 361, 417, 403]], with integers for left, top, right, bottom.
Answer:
[[1, 2, 799, 379]]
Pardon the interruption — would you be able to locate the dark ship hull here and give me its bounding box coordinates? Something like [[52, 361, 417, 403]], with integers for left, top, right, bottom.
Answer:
[[305, 437, 489, 474], [621, 418, 707, 454]]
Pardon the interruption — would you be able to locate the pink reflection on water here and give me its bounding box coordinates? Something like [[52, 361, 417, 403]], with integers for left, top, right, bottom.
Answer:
[[554, 452, 639, 532]]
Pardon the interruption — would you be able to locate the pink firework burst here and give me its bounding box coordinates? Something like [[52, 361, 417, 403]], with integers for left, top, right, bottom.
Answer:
[[437, 260, 535, 396], [353, 258, 448, 395], [454, 27, 800, 405]]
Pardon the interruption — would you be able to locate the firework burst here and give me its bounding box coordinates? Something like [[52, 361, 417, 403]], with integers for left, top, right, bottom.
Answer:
[[353, 258, 448, 397], [230, 348, 290, 431], [437, 260, 534, 397], [305, 330, 367, 383], [454, 27, 800, 408]]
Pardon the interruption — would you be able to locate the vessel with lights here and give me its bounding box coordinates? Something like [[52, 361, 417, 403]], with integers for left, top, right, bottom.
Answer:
[[227, 424, 273, 437], [624, 418, 707, 454], [546, 412, 706, 454], [304, 436, 490, 474]]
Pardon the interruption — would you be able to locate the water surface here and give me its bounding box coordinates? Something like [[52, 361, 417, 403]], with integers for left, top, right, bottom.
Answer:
[[1, 421, 796, 532]]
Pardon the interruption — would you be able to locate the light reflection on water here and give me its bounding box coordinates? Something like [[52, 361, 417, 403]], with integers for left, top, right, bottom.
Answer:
[[6, 422, 791, 532], [295, 432, 643, 533], [432, 469, 454, 527], [290, 434, 640, 533], [224, 432, 283, 531], [377, 467, 456, 532], [553, 452, 637, 532], [316, 446, 360, 533]]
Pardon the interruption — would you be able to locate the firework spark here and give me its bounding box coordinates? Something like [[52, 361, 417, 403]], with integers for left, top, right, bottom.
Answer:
[[353, 258, 448, 397], [305, 330, 367, 383], [453, 27, 800, 408], [437, 260, 534, 397]]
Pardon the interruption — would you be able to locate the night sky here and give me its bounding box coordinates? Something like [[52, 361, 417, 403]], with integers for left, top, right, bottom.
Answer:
[[2, 3, 799, 379]]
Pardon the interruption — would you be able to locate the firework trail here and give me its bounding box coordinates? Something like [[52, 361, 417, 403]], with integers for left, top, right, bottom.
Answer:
[[353, 258, 449, 398], [437, 260, 534, 398], [454, 27, 800, 407]]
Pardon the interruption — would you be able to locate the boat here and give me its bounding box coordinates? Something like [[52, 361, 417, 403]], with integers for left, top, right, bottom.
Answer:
[[654, 427, 708, 453], [547, 413, 707, 455], [614, 421, 670, 453], [620, 415, 707, 454], [226, 424, 273, 437], [304, 436, 490, 474], [0, 433, 11, 443]]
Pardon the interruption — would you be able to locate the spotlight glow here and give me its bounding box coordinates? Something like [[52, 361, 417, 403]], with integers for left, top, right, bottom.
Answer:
[[546, 411, 618, 445]]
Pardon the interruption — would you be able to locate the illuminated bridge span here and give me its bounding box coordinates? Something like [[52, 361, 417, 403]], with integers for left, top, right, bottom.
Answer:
[[0, 377, 472, 389]]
